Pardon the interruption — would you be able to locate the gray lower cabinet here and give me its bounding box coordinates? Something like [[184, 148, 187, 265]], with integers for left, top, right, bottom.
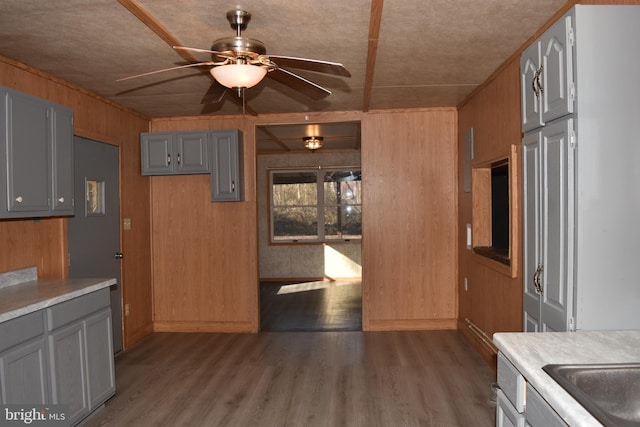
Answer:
[[140, 130, 209, 175], [0, 289, 114, 426], [210, 129, 241, 201], [496, 352, 567, 427], [0, 86, 74, 218], [0, 311, 49, 405]]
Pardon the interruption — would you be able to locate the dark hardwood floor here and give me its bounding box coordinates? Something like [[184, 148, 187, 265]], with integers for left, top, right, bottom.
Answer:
[[85, 330, 496, 427], [260, 280, 362, 331]]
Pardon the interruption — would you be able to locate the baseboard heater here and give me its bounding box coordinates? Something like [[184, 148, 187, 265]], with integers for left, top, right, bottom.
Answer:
[[464, 318, 499, 355]]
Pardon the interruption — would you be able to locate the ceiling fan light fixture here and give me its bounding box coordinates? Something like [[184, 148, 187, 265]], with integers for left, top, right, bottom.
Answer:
[[210, 63, 267, 89], [304, 136, 323, 151]]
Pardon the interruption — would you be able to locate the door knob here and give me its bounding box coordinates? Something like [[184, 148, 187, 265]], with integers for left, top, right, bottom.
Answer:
[[114, 252, 124, 259]]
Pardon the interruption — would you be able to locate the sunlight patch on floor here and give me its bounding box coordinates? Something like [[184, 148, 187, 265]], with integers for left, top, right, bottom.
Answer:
[[276, 280, 361, 295]]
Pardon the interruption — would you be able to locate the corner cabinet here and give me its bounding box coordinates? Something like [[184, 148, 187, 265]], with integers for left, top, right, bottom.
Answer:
[[0, 86, 74, 218], [210, 129, 242, 202], [141, 130, 209, 175], [141, 128, 242, 202], [521, 5, 640, 332]]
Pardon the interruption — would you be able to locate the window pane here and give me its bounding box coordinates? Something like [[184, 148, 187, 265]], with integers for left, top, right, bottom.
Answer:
[[324, 171, 361, 205], [273, 207, 318, 240], [324, 205, 362, 239], [272, 172, 317, 206]]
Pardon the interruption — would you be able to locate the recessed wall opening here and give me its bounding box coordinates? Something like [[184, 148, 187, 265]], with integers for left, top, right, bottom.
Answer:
[[255, 121, 362, 331], [471, 145, 519, 278]]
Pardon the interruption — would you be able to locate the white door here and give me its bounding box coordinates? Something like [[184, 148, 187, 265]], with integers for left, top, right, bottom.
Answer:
[[67, 137, 122, 352]]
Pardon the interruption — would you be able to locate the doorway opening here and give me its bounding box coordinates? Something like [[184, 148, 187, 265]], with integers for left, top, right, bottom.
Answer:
[[255, 121, 362, 331]]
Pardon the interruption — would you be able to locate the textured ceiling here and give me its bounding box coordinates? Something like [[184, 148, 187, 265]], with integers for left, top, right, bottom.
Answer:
[[0, 0, 567, 119]]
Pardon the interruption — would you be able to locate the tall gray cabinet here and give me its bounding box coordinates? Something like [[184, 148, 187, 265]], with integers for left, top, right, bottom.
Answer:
[[521, 5, 640, 332]]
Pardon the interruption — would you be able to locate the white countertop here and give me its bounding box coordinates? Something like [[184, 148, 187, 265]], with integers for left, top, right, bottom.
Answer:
[[493, 330, 640, 427], [0, 276, 116, 323]]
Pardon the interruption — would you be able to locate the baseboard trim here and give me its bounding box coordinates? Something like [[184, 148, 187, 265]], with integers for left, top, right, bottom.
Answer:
[[153, 321, 256, 333], [364, 318, 457, 331], [124, 323, 154, 350]]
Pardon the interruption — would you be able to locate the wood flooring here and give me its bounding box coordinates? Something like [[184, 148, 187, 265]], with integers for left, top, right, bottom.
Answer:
[[260, 280, 362, 332], [85, 330, 496, 427]]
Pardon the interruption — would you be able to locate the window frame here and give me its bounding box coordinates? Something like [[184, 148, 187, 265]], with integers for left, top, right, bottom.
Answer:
[[268, 167, 362, 244]]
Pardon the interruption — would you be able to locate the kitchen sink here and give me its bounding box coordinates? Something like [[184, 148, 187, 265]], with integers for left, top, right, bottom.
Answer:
[[543, 363, 640, 427]]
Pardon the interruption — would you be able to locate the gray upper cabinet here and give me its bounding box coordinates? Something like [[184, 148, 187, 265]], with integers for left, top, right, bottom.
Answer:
[[140, 130, 209, 175], [521, 14, 574, 133], [0, 86, 74, 218], [210, 129, 241, 202], [521, 5, 640, 332]]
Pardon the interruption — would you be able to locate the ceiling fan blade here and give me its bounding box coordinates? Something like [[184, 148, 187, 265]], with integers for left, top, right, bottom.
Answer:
[[117, 62, 215, 82], [268, 55, 351, 77], [267, 68, 332, 100], [201, 81, 226, 104], [173, 46, 236, 61]]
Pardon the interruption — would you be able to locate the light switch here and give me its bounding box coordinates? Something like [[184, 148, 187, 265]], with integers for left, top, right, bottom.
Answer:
[[123, 218, 131, 230]]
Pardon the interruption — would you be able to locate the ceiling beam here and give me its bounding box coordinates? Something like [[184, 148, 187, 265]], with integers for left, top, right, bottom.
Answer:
[[117, 0, 197, 63], [362, 0, 384, 112]]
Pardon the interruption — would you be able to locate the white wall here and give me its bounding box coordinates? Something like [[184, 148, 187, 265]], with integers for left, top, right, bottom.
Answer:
[[257, 150, 362, 280]]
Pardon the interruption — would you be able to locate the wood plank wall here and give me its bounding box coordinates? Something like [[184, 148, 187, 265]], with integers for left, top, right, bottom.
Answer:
[[149, 109, 459, 332], [362, 109, 458, 331], [0, 56, 153, 349], [149, 116, 259, 332]]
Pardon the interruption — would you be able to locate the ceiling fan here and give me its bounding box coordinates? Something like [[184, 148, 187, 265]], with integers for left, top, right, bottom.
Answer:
[[118, 9, 351, 106]]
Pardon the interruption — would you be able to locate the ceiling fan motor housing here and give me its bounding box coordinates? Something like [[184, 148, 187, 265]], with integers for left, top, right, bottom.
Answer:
[[210, 37, 267, 61]]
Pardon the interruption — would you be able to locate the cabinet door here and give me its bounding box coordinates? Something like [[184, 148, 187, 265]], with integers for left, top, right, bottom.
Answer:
[[211, 129, 241, 201], [176, 131, 209, 173], [0, 339, 49, 404], [496, 390, 525, 427], [522, 131, 542, 332], [141, 132, 174, 175], [521, 41, 542, 133], [50, 104, 74, 214], [540, 14, 574, 124], [84, 309, 115, 409], [540, 119, 574, 332], [48, 323, 89, 425], [4, 89, 50, 213]]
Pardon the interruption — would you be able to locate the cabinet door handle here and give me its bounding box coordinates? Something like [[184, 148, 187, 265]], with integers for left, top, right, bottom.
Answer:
[[231, 181, 235, 192], [532, 72, 539, 99], [177, 153, 181, 164], [58, 197, 65, 204], [536, 65, 544, 96], [167, 154, 171, 165], [15, 196, 23, 203], [533, 264, 544, 295]]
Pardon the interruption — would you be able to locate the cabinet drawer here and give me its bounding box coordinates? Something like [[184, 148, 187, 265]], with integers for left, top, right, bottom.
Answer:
[[498, 352, 526, 413], [47, 288, 110, 331], [526, 384, 567, 427], [496, 389, 525, 427], [0, 311, 44, 353]]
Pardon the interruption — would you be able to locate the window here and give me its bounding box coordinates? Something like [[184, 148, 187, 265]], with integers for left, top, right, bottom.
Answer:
[[270, 168, 362, 243]]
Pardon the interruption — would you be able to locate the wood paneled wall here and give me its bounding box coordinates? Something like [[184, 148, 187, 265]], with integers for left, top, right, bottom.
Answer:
[[361, 108, 458, 331], [149, 116, 259, 332], [0, 56, 153, 349], [149, 110, 459, 332]]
